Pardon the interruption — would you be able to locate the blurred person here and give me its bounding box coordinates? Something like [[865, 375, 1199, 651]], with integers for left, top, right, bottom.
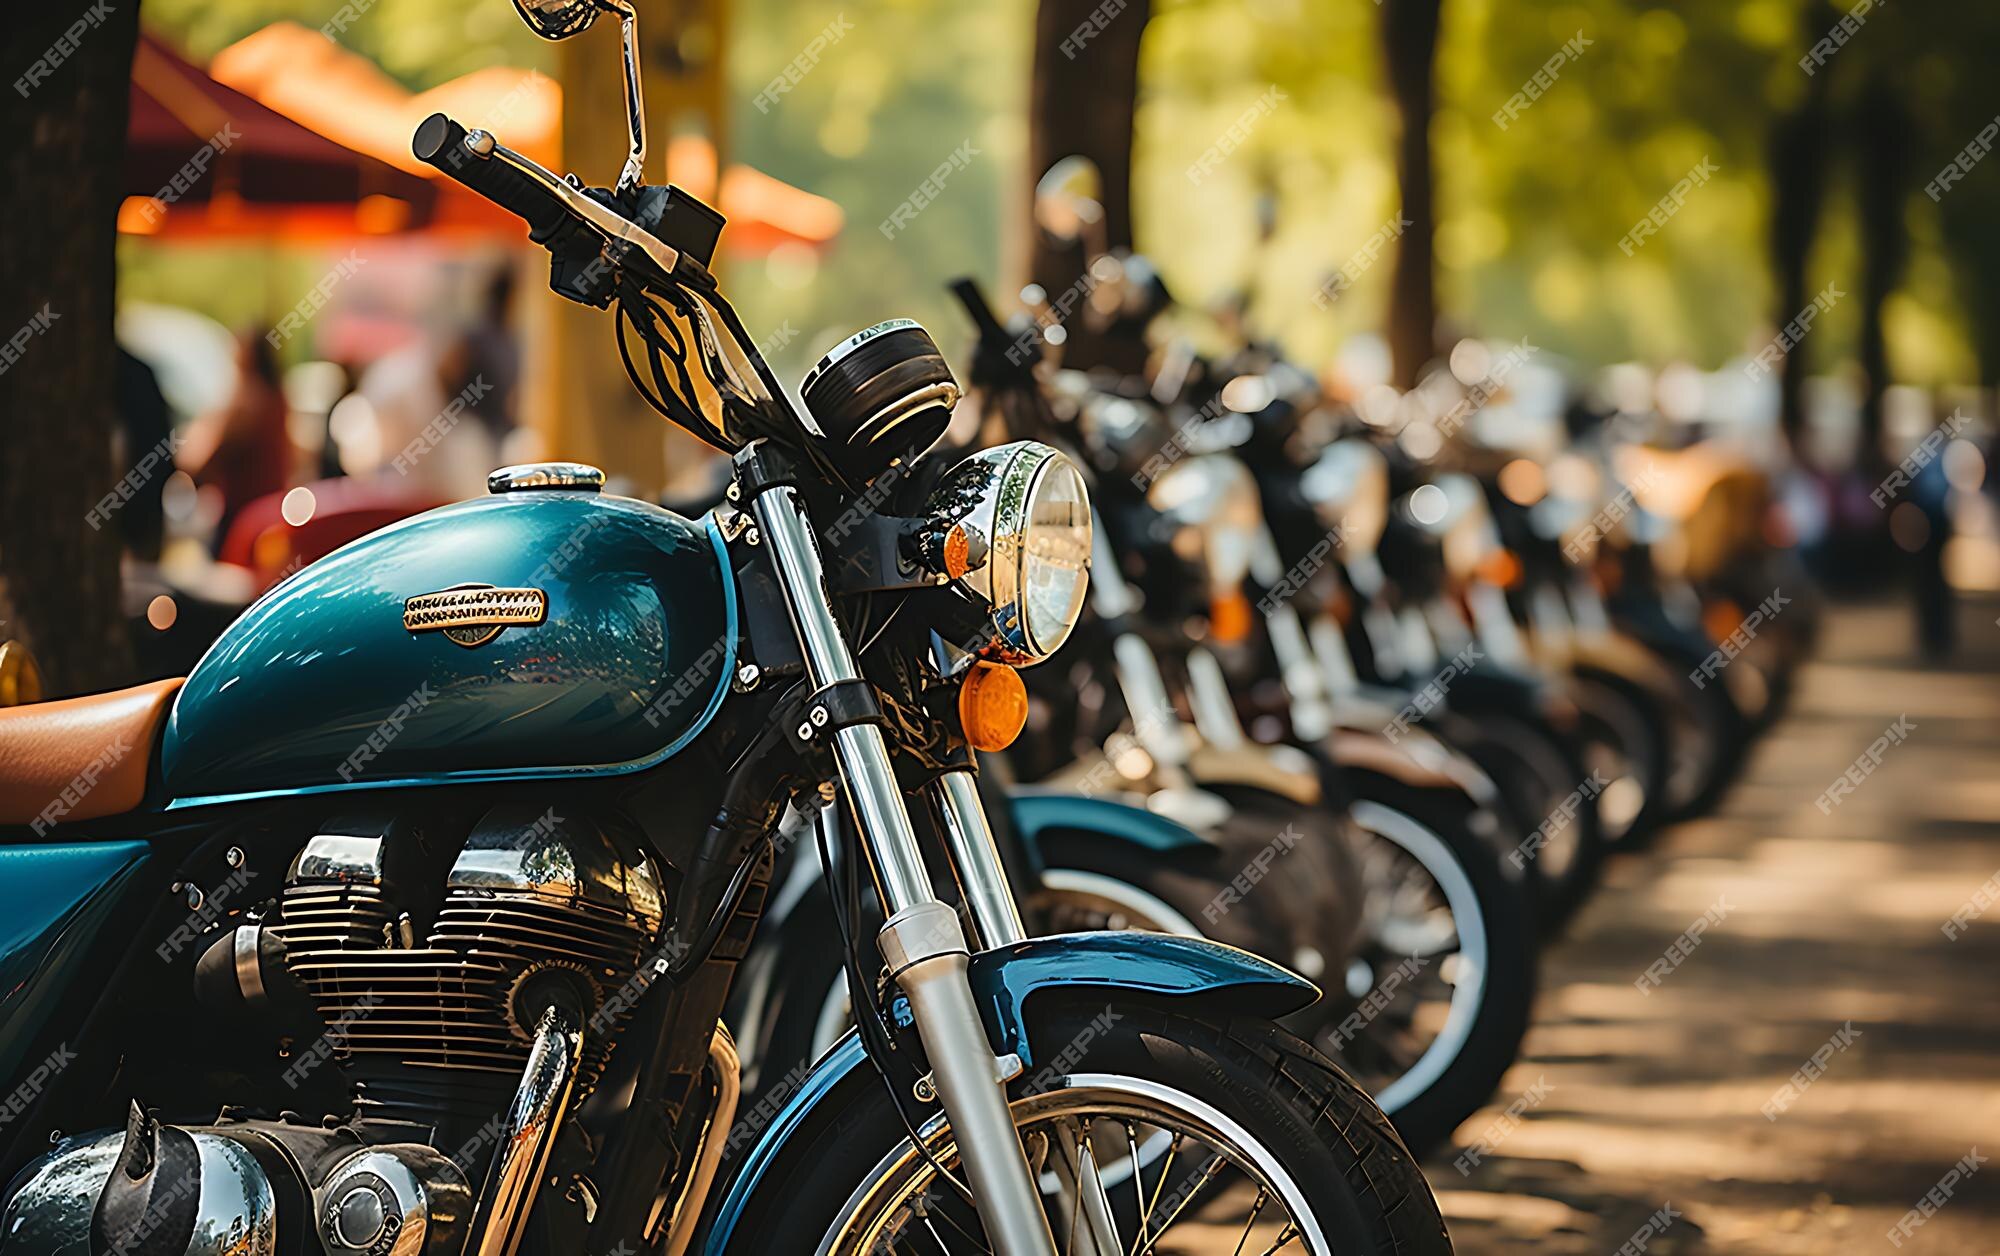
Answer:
[[180, 327, 295, 549], [350, 331, 499, 501], [113, 347, 173, 562], [315, 358, 367, 482], [463, 266, 521, 437], [1909, 449, 1954, 659]]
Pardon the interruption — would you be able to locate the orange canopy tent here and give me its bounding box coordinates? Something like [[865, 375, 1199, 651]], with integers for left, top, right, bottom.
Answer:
[[124, 32, 439, 239], [208, 22, 843, 254]]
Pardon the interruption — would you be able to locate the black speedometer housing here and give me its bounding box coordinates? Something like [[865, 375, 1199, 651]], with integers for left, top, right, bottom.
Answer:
[[802, 320, 958, 480]]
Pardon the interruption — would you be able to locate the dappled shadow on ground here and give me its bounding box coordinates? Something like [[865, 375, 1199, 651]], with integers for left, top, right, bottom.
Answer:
[[1429, 597, 2000, 1254]]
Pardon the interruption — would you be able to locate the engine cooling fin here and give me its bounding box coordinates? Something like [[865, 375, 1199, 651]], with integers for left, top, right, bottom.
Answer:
[[271, 808, 667, 1126]]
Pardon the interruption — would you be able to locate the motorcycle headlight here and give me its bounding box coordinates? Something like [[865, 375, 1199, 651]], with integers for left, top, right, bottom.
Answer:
[[1145, 454, 1264, 591], [920, 441, 1092, 665], [1301, 438, 1389, 554]]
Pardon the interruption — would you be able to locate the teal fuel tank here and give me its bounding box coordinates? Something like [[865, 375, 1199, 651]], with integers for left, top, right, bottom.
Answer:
[[161, 488, 736, 807]]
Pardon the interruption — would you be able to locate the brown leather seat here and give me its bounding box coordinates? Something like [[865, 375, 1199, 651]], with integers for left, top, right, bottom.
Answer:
[[0, 679, 183, 829]]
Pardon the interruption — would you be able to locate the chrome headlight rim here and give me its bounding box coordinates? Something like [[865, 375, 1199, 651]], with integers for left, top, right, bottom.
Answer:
[[925, 440, 1092, 666], [1145, 453, 1265, 592]]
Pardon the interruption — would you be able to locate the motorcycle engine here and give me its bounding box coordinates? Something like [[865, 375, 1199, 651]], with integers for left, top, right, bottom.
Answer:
[[0, 804, 668, 1256], [269, 803, 668, 1124]]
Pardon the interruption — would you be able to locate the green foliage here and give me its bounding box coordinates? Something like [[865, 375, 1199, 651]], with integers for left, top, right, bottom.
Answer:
[[723, 0, 1031, 385], [1131, 0, 1988, 382], [136, 0, 2000, 384], [143, 0, 548, 89]]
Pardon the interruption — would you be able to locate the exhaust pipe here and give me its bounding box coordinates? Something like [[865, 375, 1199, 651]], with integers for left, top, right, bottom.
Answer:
[[661, 1028, 741, 1256], [469, 1003, 584, 1256]]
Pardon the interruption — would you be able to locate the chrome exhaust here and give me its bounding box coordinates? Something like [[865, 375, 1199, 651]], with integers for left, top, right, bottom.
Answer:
[[470, 1003, 584, 1256], [662, 1028, 742, 1256]]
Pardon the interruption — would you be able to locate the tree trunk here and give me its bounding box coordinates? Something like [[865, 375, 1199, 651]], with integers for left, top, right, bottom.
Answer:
[[0, 0, 141, 696], [1027, 0, 1149, 373], [1766, 3, 1837, 461], [1380, 0, 1442, 389], [549, 3, 731, 498], [1854, 76, 1909, 475]]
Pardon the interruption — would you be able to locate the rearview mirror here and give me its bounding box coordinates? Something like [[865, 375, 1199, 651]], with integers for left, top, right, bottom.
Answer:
[[510, 0, 649, 194], [1033, 156, 1105, 245], [510, 0, 603, 40]]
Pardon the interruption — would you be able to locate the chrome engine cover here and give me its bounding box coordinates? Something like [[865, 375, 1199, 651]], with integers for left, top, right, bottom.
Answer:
[[0, 1126, 277, 1256], [316, 1146, 472, 1256], [272, 805, 665, 1120], [0, 1124, 471, 1256]]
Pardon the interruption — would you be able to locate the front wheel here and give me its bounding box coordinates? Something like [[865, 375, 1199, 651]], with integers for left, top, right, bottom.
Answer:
[[1335, 769, 1537, 1157], [742, 1000, 1453, 1255]]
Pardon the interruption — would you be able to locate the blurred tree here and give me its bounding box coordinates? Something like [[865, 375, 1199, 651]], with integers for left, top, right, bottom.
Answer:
[[131, 0, 1999, 412], [1380, 0, 1441, 387], [0, 0, 142, 694], [1937, 120, 2000, 392], [1027, 0, 1151, 371], [723, 1, 1028, 384], [1914, 6, 2000, 390], [1767, 1, 1838, 454], [1854, 74, 1910, 471]]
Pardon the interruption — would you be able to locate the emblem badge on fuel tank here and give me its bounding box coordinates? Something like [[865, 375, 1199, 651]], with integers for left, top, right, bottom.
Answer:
[[404, 583, 547, 648]]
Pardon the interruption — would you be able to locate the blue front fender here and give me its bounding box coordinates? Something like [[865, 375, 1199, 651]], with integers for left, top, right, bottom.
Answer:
[[1008, 789, 1216, 858], [701, 931, 1317, 1253]]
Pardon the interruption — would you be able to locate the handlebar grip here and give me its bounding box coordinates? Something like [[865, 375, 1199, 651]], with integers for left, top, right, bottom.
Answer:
[[949, 277, 1010, 341], [412, 112, 575, 245]]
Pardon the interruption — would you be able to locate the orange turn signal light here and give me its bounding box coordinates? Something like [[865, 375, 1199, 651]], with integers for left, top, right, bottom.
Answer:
[[1703, 598, 1744, 645], [1475, 548, 1522, 590], [1209, 590, 1255, 645], [941, 524, 973, 580], [958, 660, 1029, 751]]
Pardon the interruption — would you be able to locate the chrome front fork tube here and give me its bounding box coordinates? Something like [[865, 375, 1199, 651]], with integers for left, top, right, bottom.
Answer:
[[750, 482, 1058, 1256], [1091, 512, 1196, 789], [933, 772, 1121, 1256], [933, 770, 1027, 949]]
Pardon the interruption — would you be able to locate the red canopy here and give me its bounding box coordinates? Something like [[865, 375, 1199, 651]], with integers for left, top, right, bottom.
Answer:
[[208, 22, 844, 253], [124, 31, 437, 237]]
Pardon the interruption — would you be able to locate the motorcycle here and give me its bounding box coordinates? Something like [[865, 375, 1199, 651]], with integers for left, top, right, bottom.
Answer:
[[945, 261, 1536, 1158], [0, 3, 1453, 1254], [1011, 163, 1613, 930]]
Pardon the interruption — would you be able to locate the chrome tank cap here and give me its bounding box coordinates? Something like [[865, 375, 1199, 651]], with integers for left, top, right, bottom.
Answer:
[[489, 462, 606, 493]]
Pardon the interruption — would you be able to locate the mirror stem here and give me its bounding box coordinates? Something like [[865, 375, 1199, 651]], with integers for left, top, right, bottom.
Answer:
[[610, 0, 647, 194]]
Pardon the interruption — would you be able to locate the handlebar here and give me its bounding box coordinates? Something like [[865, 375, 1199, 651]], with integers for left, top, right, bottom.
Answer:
[[949, 277, 1010, 344], [413, 113, 577, 246], [411, 112, 683, 287]]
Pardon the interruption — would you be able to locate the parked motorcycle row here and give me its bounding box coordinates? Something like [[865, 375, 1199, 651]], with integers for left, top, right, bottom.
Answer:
[[0, 4, 1815, 1254]]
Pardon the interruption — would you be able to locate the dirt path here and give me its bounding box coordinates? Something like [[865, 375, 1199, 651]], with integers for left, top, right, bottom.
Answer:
[[1432, 599, 2000, 1254]]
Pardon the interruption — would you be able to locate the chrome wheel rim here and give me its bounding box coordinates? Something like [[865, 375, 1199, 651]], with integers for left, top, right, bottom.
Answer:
[[817, 1074, 1330, 1256], [1342, 800, 1488, 1115]]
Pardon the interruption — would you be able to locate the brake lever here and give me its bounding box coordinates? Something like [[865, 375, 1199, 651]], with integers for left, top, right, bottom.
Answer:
[[468, 128, 683, 283]]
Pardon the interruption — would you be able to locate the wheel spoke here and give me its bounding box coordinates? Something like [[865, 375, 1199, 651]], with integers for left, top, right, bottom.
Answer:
[[918, 1213, 953, 1254], [1253, 1222, 1302, 1256], [841, 1087, 1319, 1256], [1064, 1141, 1087, 1256], [923, 1186, 993, 1255], [1133, 1153, 1225, 1256], [1124, 1122, 1146, 1253], [1134, 1131, 1181, 1252], [1229, 1188, 1270, 1256]]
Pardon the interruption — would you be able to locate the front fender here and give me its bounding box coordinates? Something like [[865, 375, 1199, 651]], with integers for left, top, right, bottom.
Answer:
[[967, 931, 1317, 1066], [1184, 741, 1323, 807], [700, 931, 1316, 1253], [1008, 789, 1215, 857], [1325, 726, 1501, 807]]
